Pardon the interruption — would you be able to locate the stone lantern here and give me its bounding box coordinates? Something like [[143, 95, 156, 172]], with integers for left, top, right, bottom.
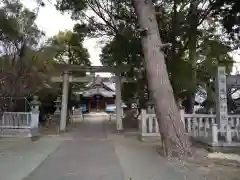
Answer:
[[177, 99, 184, 110], [131, 102, 138, 109], [54, 97, 61, 113], [30, 96, 41, 112], [209, 107, 214, 114], [146, 100, 155, 114], [29, 96, 41, 130], [130, 96, 139, 109]]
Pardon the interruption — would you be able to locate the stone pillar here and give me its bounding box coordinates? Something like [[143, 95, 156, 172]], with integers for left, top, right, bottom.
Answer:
[[140, 109, 147, 136], [212, 123, 218, 144], [226, 124, 232, 143], [54, 97, 61, 133], [60, 71, 69, 132], [30, 96, 41, 136], [215, 66, 228, 132], [115, 74, 123, 131], [180, 109, 185, 129]]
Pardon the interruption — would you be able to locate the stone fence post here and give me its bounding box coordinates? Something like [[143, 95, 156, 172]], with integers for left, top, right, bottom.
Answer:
[[180, 109, 185, 129], [226, 124, 232, 143], [212, 123, 218, 144], [140, 109, 147, 135]]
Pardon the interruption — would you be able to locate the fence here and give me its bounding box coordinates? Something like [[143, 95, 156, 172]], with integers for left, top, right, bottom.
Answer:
[[0, 110, 39, 137], [139, 109, 240, 144], [72, 108, 84, 122], [139, 110, 159, 137], [0, 112, 32, 129]]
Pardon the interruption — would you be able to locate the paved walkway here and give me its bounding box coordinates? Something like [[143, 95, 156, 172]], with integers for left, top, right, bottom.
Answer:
[[0, 136, 65, 180], [24, 116, 124, 180], [1, 114, 200, 180], [110, 133, 197, 180]]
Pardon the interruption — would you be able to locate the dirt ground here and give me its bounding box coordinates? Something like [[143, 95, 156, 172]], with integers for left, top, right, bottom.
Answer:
[[125, 131, 240, 180], [155, 144, 240, 180], [41, 121, 80, 135]]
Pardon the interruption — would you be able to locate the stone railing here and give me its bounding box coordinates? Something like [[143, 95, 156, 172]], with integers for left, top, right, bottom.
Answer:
[[139, 109, 240, 143], [0, 96, 40, 137], [139, 110, 159, 137], [181, 112, 216, 137], [72, 108, 84, 122], [0, 112, 32, 129]]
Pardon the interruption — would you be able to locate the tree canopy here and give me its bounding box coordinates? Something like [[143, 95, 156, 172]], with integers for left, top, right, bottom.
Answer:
[[0, 0, 47, 96], [0, 0, 91, 111], [212, 0, 240, 40], [48, 30, 90, 66], [54, 0, 235, 111]]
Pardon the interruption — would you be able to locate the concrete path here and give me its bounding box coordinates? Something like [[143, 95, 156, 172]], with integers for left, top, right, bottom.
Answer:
[[1, 114, 200, 180], [24, 116, 199, 180], [24, 116, 124, 180], [0, 136, 64, 180], [109, 134, 197, 180]]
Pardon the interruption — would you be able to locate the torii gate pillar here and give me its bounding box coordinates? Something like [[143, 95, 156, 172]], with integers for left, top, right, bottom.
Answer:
[[115, 74, 123, 131], [60, 71, 70, 131]]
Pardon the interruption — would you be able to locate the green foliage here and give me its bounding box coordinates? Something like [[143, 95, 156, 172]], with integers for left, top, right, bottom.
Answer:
[[98, 0, 234, 107], [0, 0, 44, 49], [49, 30, 90, 66], [56, 0, 135, 37], [0, 0, 92, 112], [46, 28, 91, 101], [0, 0, 58, 98], [212, 0, 240, 39], [54, 0, 235, 109], [56, 0, 88, 19]]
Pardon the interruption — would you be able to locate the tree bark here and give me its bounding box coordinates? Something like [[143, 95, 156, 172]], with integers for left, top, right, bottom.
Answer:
[[132, 0, 191, 157]]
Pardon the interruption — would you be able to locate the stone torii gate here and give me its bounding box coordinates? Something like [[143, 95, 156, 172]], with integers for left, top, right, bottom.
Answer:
[[51, 65, 131, 132]]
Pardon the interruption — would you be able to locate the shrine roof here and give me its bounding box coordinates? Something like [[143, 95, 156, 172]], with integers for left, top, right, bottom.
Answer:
[[82, 87, 115, 97], [82, 76, 115, 97]]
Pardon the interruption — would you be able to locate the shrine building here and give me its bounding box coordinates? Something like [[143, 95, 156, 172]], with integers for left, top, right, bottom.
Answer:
[[80, 75, 116, 112]]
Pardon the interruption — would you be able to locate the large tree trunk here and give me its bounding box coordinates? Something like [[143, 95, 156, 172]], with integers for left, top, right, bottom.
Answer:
[[132, 0, 191, 157]]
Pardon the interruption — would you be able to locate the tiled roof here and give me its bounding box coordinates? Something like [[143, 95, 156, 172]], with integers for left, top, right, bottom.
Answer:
[[82, 76, 115, 97], [82, 87, 115, 97]]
